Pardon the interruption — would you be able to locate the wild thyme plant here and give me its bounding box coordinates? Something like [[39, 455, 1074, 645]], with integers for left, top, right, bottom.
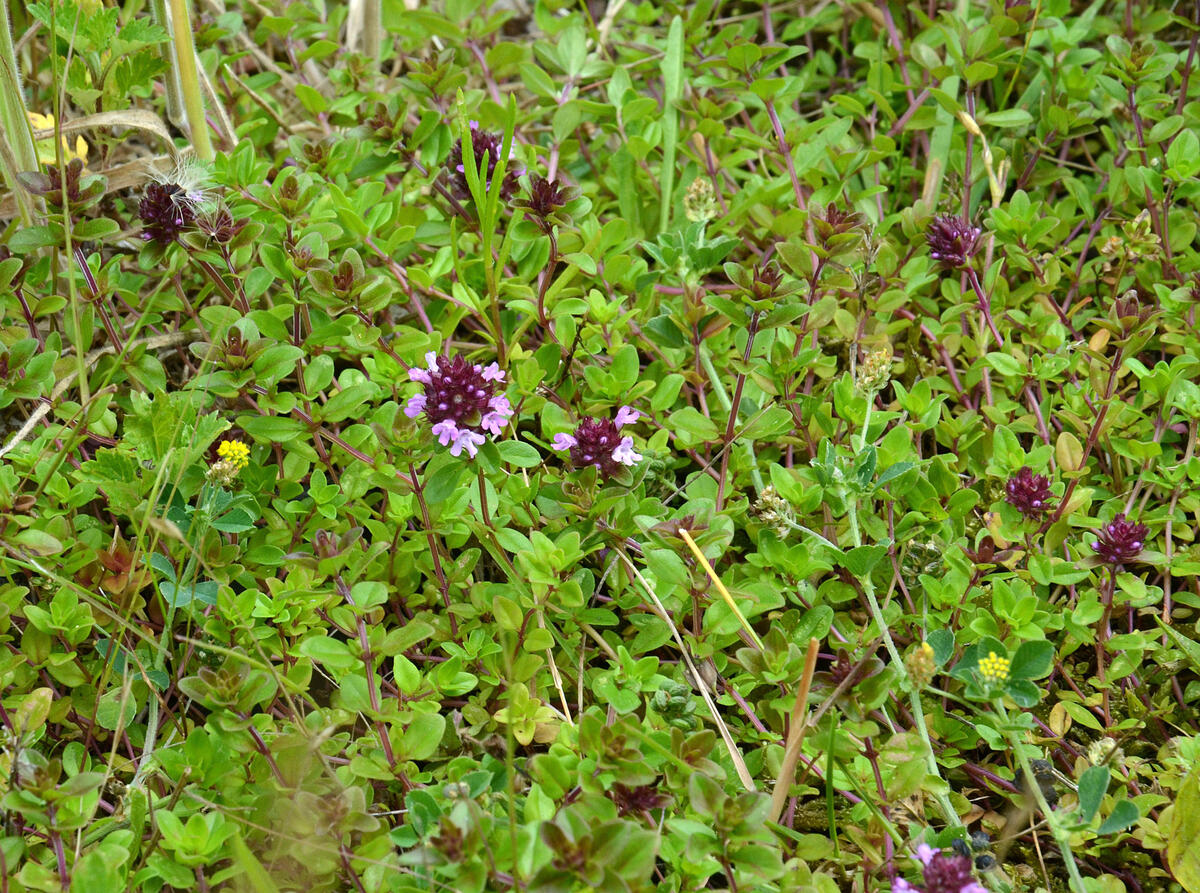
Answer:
[[3, 1, 1200, 892]]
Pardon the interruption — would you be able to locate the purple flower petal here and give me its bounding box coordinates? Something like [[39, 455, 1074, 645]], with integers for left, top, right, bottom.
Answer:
[[614, 406, 640, 428], [612, 437, 642, 466], [552, 433, 577, 451], [431, 419, 459, 446], [451, 429, 485, 458], [481, 362, 505, 382], [404, 393, 426, 418], [480, 411, 508, 435]]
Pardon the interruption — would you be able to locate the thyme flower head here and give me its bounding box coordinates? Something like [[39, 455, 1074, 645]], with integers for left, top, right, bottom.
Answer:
[[1093, 513, 1149, 566], [552, 407, 642, 478], [892, 844, 988, 893], [1004, 466, 1054, 519], [139, 182, 198, 244], [514, 174, 577, 233], [405, 352, 514, 459], [447, 121, 522, 202], [926, 215, 981, 270]]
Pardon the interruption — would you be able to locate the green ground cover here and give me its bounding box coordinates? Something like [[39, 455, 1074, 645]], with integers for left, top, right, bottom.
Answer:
[[1, 0, 1200, 890]]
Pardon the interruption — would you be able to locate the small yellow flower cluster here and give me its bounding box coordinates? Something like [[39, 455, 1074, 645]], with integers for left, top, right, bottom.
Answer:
[[978, 651, 1011, 684], [207, 439, 250, 486], [905, 641, 937, 689], [217, 439, 250, 471]]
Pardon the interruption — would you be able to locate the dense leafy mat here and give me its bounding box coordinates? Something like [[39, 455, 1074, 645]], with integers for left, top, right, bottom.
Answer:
[[2, 0, 1200, 890]]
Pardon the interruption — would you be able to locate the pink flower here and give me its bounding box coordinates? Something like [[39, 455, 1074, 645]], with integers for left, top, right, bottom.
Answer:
[[895, 843, 989, 893], [551, 406, 642, 478], [614, 406, 641, 428], [405, 353, 514, 459]]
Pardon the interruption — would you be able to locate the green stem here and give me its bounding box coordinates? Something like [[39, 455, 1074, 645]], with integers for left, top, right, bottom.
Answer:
[[997, 700, 1088, 893], [149, 0, 185, 127], [135, 484, 217, 787], [362, 0, 382, 60], [846, 411, 961, 828], [166, 0, 213, 160], [699, 346, 765, 497], [0, 0, 37, 224]]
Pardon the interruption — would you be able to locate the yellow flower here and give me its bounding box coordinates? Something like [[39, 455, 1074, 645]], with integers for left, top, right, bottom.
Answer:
[[978, 651, 1011, 684], [905, 641, 937, 689], [27, 112, 89, 168], [216, 440, 250, 471]]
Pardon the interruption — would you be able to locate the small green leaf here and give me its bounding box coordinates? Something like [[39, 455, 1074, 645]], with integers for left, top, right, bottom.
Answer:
[[1009, 640, 1054, 680], [496, 440, 542, 467], [1168, 770, 1200, 889], [298, 636, 358, 670], [985, 352, 1025, 377], [1155, 618, 1200, 674], [843, 544, 889, 577], [400, 713, 446, 761], [493, 596, 524, 631], [927, 629, 955, 666], [1076, 766, 1110, 823], [1097, 799, 1140, 835]]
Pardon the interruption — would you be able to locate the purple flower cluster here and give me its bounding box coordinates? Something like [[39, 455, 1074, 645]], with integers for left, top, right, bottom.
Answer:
[[893, 844, 987, 893], [1093, 513, 1149, 566], [447, 121, 522, 201], [1004, 466, 1054, 519], [926, 215, 982, 269], [404, 352, 514, 458], [139, 182, 197, 244], [552, 407, 642, 478]]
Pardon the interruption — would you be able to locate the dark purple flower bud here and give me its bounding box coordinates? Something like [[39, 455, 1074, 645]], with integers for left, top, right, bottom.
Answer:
[[552, 407, 642, 479], [1004, 467, 1054, 519], [197, 207, 245, 244], [751, 262, 783, 302], [404, 352, 513, 458], [513, 174, 577, 232], [446, 122, 522, 202], [20, 159, 98, 208], [814, 203, 867, 253], [926, 215, 982, 269], [1111, 288, 1155, 334], [332, 260, 357, 295], [139, 182, 196, 244], [1093, 513, 1149, 565], [608, 782, 670, 816]]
